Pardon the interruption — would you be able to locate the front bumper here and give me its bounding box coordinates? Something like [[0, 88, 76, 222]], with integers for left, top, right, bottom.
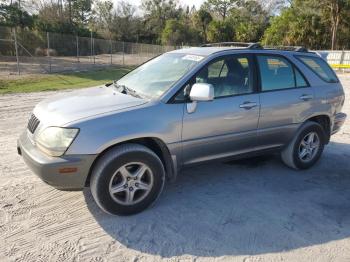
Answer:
[[17, 132, 96, 190], [332, 112, 347, 135]]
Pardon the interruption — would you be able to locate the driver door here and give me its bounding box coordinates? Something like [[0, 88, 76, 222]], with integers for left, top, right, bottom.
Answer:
[[181, 54, 260, 165]]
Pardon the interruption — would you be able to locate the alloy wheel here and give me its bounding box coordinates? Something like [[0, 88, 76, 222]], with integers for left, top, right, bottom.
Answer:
[[108, 162, 154, 206], [298, 131, 320, 162]]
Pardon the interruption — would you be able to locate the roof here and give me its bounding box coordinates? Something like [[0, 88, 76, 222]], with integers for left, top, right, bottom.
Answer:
[[168, 44, 315, 57]]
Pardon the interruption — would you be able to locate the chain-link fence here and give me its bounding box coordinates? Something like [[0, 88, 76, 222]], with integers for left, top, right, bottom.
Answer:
[[2, 25, 350, 76], [0, 26, 177, 76]]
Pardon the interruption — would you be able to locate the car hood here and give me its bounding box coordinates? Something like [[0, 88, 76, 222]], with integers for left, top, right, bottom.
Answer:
[[33, 86, 148, 126]]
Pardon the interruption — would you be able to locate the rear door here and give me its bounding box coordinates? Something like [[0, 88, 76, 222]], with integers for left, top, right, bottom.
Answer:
[[256, 54, 314, 148]]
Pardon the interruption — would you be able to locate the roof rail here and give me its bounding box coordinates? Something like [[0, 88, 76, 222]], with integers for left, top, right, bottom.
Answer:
[[264, 45, 309, 52], [200, 42, 309, 52], [201, 42, 263, 49]]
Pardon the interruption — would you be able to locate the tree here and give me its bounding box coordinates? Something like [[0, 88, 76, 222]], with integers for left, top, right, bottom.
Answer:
[[161, 18, 201, 45], [194, 8, 213, 42], [207, 19, 234, 42], [94, 0, 114, 38], [203, 0, 238, 20], [72, 0, 93, 26], [113, 1, 139, 41], [161, 18, 186, 45], [319, 0, 350, 50], [0, 2, 34, 28], [262, 0, 350, 50], [230, 0, 268, 42], [262, 0, 328, 49], [141, 0, 182, 43], [259, 0, 291, 15]]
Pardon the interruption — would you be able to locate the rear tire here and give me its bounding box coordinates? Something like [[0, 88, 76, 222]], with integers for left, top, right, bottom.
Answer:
[[281, 121, 326, 170], [90, 144, 165, 216]]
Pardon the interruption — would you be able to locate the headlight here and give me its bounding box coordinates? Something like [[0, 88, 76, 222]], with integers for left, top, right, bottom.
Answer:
[[36, 127, 79, 156]]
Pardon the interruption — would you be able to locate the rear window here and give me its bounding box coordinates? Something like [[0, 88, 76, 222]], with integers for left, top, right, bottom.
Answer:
[[296, 55, 339, 83]]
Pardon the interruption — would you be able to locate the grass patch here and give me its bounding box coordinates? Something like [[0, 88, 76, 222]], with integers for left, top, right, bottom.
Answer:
[[0, 67, 133, 94]]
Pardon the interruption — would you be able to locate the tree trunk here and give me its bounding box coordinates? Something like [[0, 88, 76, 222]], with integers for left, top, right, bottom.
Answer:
[[331, 17, 339, 50], [202, 24, 207, 42], [68, 0, 72, 24], [330, 1, 340, 50]]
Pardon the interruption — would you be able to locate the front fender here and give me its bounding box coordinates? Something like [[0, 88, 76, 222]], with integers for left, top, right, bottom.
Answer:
[[65, 102, 184, 156]]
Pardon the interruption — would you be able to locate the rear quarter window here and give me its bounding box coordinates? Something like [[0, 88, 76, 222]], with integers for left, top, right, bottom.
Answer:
[[296, 55, 339, 83]]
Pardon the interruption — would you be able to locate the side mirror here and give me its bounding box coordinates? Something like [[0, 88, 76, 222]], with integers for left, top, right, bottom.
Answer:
[[189, 83, 214, 102]]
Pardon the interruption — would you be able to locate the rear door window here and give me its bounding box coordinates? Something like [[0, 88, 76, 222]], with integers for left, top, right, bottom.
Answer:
[[257, 55, 308, 91], [296, 55, 339, 83]]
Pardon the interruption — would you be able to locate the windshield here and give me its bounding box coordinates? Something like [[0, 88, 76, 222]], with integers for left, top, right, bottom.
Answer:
[[116, 53, 204, 98]]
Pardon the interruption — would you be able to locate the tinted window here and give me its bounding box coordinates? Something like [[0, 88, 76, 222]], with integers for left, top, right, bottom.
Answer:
[[257, 55, 308, 91], [295, 68, 308, 87], [296, 55, 339, 83], [195, 55, 253, 98]]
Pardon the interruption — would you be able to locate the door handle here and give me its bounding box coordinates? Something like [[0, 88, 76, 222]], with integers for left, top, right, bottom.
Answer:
[[239, 102, 257, 110], [300, 94, 313, 101]]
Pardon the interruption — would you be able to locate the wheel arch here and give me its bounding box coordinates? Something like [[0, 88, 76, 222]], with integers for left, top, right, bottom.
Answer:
[[306, 114, 331, 143], [85, 137, 177, 187]]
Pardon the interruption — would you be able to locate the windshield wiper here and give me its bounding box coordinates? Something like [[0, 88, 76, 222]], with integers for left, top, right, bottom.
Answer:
[[113, 82, 144, 99], [124, 86, 144, 99]]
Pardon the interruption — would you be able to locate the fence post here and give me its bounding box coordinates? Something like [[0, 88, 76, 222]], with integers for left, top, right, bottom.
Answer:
[[340, 50, 345, 65], [90, 30, 93, 64], [340, 50, 346, 73], [76, 35, 80, 64], [139, 43, 142, 63], [122, 42, 125, 66], [47, 32, 52, 73], [13, 28, 20, 75], [93, 37, 95, 64], [110, 39, 112, 65]]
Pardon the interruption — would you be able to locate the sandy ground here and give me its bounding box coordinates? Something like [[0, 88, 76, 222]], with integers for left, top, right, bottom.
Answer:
[[0, 75, 350, 262]]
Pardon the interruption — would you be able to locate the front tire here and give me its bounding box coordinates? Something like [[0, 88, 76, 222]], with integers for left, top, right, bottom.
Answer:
[[90, 144, 165, 216], [281, 121, 326, 170]]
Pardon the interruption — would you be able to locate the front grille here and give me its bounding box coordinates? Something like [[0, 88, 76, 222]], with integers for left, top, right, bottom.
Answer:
[[27, 114, 40, 134]]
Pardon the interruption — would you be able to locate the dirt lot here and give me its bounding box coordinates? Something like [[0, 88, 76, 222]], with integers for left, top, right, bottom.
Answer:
[[0, 75, 350, 262]]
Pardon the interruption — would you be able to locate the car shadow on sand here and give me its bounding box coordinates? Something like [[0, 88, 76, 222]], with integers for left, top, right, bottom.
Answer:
[[83, 141, 350, 257]]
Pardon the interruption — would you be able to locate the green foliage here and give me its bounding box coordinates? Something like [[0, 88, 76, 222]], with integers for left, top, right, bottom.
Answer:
[[262, 1, 328, 48], [194, 8, 213, 42], [161, 18, 201, 46], [112, 1, 139, 42], [1, 0, 350, 50], [0, 3, 34, 28], [72, 0, 93, 26], [203, 0, 238, 20], [161, 19, 186, 45], [230, 0, 268, 42], [262, 0, 350, 50], [141, 0, 183, 44], [207, 19, 235, 42]]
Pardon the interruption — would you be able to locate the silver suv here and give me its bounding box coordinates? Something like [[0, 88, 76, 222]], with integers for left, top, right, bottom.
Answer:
[[18, 43, 347, 215]]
